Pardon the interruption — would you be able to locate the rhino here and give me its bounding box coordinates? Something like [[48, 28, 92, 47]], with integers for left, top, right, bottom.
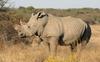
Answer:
[[14, 11, 91, 56]]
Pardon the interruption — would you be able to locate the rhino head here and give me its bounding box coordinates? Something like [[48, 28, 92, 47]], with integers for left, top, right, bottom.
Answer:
[[14, 11, 48, 38]]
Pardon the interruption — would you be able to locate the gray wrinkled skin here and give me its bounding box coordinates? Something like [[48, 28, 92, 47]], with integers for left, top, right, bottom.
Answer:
[[14, 11, 91, 56]]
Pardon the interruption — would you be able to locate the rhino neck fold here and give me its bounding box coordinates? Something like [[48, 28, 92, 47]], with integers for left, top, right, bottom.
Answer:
[[37, 20, 48, 37]]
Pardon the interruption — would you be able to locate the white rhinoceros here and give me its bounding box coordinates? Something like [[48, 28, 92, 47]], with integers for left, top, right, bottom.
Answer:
[[14, 11, 91, 56]]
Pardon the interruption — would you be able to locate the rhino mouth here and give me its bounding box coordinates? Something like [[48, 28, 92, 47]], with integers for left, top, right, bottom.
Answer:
[[20, 35, 27, 38], [20, 34, 34, 38]]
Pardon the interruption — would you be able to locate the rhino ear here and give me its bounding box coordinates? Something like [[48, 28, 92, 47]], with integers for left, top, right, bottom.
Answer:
[[31, 13, 35, 16], [20, 20, 26, 25], [14, 24, 21, 31], [36, 12, 41, 18], [37, 11, 48, 20]]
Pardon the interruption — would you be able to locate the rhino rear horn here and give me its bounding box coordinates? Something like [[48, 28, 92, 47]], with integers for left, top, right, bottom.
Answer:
[[14, 24, 20, 31]]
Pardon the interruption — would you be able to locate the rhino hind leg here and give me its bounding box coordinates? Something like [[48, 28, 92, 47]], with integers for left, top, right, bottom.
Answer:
[[70, 40, 78, 52]]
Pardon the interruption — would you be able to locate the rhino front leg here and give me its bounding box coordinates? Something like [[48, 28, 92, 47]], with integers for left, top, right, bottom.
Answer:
[[48, 36, 58, 56]]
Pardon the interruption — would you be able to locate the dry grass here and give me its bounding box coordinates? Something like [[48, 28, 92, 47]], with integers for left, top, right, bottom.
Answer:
[[0, 25, 100, 62]]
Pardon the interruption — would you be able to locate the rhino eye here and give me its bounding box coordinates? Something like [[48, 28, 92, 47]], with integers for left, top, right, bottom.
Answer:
[[18, 30, 21, 32], [28, 26, 30, 28]]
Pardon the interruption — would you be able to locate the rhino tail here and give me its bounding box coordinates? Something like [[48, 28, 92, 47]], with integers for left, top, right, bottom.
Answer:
[[80, 23, 92, 46]]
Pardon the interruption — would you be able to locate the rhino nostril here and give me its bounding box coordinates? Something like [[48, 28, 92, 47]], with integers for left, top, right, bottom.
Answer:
[[19, 33, 26, 38], [20, 33, 24, 36]]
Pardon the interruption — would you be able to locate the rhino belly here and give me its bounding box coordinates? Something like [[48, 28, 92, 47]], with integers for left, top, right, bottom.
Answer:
[[63, 33, 80, 44]]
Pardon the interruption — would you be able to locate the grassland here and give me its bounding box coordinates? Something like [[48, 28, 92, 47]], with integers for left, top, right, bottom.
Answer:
[[0, 25, 99, 62]]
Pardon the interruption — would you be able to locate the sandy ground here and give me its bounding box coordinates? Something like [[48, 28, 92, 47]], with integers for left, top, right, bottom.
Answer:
[[0, 25, 100, 62]]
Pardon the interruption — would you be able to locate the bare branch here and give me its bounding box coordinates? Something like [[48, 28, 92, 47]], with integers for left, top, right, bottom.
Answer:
[[0, 0, 9, 9]]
